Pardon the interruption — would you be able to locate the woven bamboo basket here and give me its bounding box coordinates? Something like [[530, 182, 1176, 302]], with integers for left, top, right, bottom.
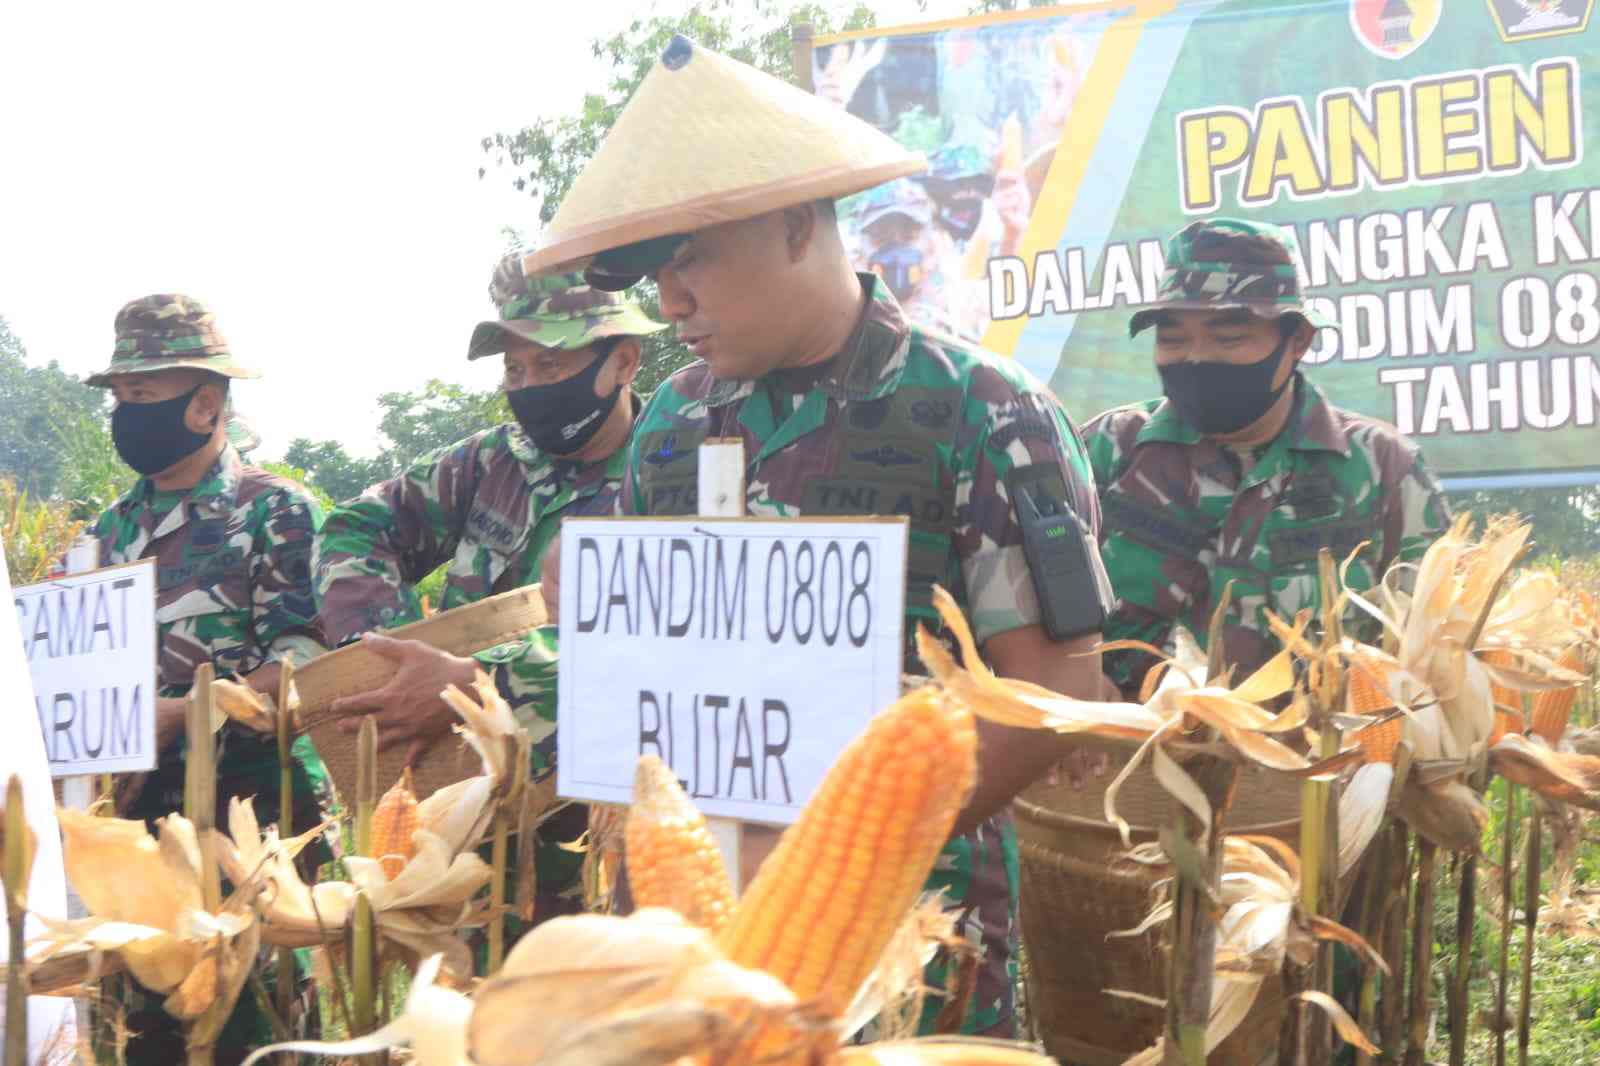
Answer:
[[1016, 755, 1303, 1066], [296, 585, 549, 801]]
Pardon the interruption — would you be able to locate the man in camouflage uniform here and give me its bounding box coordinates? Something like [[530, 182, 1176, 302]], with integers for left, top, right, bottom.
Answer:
[[526, 37, 1116, 1037], [313, 256, 664, 928], [1085, 218, 1451, 696], [83, 294, 334, 1066]]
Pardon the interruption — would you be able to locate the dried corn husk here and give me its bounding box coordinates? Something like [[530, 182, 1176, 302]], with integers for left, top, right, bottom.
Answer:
[[917, 586, 1352, 845], [211, 677, 296, 735], [439, 677, 522, 789], [211, 793, 491, 976], [1117, 836, 1384, 1063], [240, 953, 472, 1066], [28, 808, 260, 1032], [1309, 516, 1592, 854]]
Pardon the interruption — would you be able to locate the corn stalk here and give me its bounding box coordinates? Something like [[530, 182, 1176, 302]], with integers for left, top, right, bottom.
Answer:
[[1446, 767, 1492, 1066], [351, 718, 381, 1065], [1403, 840, 1438, 1066], [276, 663, 296, 1066], [4, 775, 34, 1066], [1283, 552, 1345, 1066], [184, 666, 224, 1066], [1378, 825, 1413, 1058], [1517, 804, 1539, 1066], [487, 736, 529, 975], [1352, 820, 1390, 1066], [1494, 780, 1515, 1066], [1161, 587, 1238, 1066]]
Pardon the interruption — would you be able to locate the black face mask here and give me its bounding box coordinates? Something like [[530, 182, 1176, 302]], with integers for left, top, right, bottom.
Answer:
[[1157, 335, 1294, 436], [506, 349, 620, 456], [111, 384, 214, 476]]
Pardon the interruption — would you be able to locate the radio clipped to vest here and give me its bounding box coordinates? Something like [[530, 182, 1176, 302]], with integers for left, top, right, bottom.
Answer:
[[1010, 465, 1111, 642]]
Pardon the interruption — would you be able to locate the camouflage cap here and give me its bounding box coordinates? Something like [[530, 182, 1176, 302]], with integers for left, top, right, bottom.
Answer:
[[1129, 218, 1333, 337], [84, 294, 260, 387], [467, 256, 667, 360]]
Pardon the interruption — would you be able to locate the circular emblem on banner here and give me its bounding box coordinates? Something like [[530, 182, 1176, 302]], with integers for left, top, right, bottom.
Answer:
[[1349, 0, 1442, 59]]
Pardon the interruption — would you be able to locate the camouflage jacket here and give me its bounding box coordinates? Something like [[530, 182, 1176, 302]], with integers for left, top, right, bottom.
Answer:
[[315, 420, 624, 643], [620, 277, 1109, 1037], [1085, 376, 1451, 694], [90, 444, 333, 853], [313, 422, 624, 918]]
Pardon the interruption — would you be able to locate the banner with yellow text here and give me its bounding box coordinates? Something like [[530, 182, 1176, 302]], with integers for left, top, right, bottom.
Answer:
[[814, 0, 1599, 487]]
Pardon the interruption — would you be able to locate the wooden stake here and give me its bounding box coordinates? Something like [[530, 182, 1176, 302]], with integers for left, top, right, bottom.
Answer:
[[697, 438, 748, 892], [187, 665, 221, 913], [1517, 804, 1539, 1066], [1493, 780, 1515, 1066]]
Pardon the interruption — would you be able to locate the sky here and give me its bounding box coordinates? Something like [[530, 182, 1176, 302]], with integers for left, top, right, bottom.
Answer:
[[0, 0, 962, 460]]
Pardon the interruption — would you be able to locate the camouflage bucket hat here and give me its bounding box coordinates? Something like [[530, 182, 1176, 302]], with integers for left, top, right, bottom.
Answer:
[[467, 256, 667, 360], [1129, 218, 1333, 337], [85, 294, 260, 387]]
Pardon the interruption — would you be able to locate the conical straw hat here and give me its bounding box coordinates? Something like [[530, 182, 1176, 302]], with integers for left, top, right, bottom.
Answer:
[[522, 34, 926, 283]]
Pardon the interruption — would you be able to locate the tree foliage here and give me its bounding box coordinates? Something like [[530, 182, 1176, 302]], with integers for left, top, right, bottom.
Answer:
[[285, 380, 512, 505], [479, 1, 882, 397], [0, 315, 134, 520], [1450, 486, 1600, 561]]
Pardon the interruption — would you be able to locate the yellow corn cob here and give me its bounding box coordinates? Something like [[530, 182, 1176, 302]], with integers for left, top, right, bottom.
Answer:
[[1481, 649, 1523, 717], [1531, 646, 1589, 746], [1351, 716, 1402, 766], [1488, 707, 1526, 749], [1346, 660, 1396, 717], [625, 755, 736, 935], [717, 686, 977, 1017], [370, 767, 419, 879]]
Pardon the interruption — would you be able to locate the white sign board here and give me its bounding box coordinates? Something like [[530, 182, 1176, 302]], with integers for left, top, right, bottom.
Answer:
[[557, 517, 908, 825], [14, 560, 158, 776], [0, 551, 78, 1062]]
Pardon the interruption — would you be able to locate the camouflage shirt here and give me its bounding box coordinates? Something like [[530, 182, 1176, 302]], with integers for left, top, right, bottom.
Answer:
[[1086, 376, 1451, 695], [622, 276, 1109, 1037], [92, 444, 333, 1066], [91, 444, 331, 833], [316, 420, 624, 643], [313, 421, 625, 922]]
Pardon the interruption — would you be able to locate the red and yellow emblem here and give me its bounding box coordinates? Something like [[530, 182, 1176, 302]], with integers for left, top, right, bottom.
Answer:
[[1349, 0, 1441, 59]]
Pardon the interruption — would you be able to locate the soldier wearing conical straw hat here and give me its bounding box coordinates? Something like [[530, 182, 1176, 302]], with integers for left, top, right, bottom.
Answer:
[[524, 35, 1117, 1037]]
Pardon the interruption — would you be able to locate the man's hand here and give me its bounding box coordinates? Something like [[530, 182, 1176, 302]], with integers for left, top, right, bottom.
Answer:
[[332, 633, 480, 766], [244, 661, 285, 701], [155, 696, 188, 753], [952, 624, 1106, 836]]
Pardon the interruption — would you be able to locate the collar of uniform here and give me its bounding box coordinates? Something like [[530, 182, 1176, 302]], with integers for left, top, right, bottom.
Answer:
[[1132, 374, 1350, 458], [122, 445, 244, 539], [702, 273, 912, 409]]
